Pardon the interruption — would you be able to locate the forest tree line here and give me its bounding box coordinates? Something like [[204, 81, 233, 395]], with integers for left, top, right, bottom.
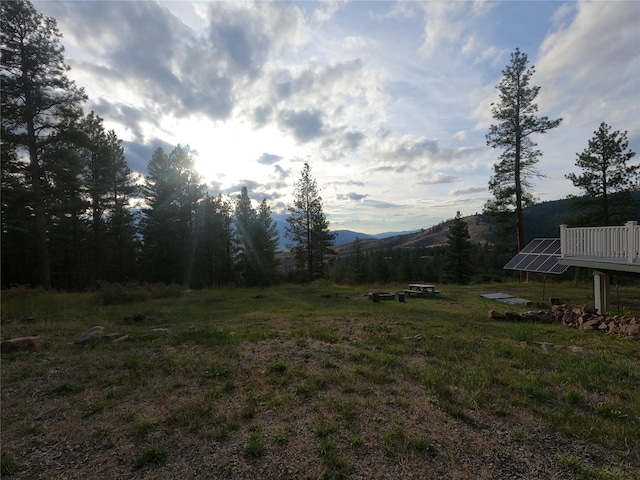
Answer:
[[2, 1, 638, 291], [2, 1, 340, 290]]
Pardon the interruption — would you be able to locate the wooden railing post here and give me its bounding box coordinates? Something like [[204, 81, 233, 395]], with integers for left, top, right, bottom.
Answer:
[[560, 224, 567, 259], [627, 221, 638, 264]]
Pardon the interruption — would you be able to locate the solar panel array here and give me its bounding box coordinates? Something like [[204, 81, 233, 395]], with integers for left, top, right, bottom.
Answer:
[[503, 238, 569, 274]]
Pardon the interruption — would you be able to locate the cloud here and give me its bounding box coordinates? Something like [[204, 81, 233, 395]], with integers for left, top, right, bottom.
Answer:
[[343, 131, 365, 150], [314, 0, 347, 22], [205, 5, 269, 77], [278, 109, 325, 143], [253, 105, 272, 128], [343, 35, 366, 50], [450, 186, 487, 196], [420, 3, 465, 57], [257, 153, 282, 165], [222, 180, 286, 202], [337, 192, 368, 202], [272, 165, 291, 180], [380, 135, 440, 164], [453, 130, 467, 141], [40, 1, 309, 129], [536, 1, 639, 129], [123, 137, 175, 175], [417, 173, 459, 185]]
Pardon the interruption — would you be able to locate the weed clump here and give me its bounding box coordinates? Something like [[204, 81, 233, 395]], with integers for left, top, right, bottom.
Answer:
[[133, 444, 168, 469]]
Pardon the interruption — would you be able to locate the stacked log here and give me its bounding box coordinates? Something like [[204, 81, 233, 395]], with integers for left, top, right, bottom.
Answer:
[[488, 305, 639, 336], [550, 304, 639, 336]]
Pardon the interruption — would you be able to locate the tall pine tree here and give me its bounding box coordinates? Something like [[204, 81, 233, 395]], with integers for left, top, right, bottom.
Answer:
[[485, 48, 562, 260], [1, 0, 87, 288], [286, 163, 336, 280], [565, 122, 639, 226], [141, 146, 205, 284]]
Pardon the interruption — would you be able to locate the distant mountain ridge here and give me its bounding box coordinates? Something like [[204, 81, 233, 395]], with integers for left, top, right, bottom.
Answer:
[[275, 195, 639, 253], [272, 213, 420, 250]]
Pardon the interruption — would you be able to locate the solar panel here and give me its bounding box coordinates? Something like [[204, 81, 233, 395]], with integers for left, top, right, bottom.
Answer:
[[503, 238, 569, 275]]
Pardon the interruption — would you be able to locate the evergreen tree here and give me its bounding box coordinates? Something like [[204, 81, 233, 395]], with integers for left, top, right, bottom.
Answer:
[[286, 163, 336, 280], [443, 212, 474, 284], [1, 0, 87, 288], [192, 194, 234, 288], [234, 186, 257, 283], [141, 146, 205, 284], [565, 122, 639, 226], [1, 137, 38, 286], [43, 126, 89, 289], [254, 199, 281, 285], [485, 48, 562, 258], [75, 112, 139, 283]]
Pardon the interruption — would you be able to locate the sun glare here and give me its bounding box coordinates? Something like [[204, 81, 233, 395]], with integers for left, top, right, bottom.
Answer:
[[168, 116, 297, 190]]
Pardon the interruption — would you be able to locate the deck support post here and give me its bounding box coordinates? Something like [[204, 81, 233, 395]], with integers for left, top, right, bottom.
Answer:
[[593, 270, 610, 314]]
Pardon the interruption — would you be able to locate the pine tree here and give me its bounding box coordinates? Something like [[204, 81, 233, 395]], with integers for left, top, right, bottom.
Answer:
[[286, 163, 336, 280], [141, 146, 205, 284], [443, 212, 474, 285], [234, 186, 257, 283], [1, 0, 87, 288], [485, 48, 562, 258], [1, 137, 38, 286], [192, 194, 234, 288], [43, 126, 89, 289], [565, 122, 639, 226]]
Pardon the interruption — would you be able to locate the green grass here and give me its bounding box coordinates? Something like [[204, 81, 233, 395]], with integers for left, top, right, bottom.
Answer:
[[2, 281, 639, 478]]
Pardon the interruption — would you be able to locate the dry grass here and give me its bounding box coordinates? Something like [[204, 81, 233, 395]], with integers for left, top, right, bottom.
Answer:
[[2, 281, 639, 479]]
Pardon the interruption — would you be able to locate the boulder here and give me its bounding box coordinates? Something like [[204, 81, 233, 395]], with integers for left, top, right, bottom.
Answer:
[[75, 326, 105, 344], [104, 333, 128, 342], [1, 336, 44, 353]]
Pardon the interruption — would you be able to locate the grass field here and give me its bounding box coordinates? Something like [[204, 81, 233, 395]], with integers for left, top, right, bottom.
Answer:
[[2, 281, 639, 479]]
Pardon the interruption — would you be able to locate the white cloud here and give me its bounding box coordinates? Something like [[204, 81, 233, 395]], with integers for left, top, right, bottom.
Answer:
[[30, 0, 639, 234], [536, 1, 640, 130], [343, 35, 366, 50], [314, 0, 347, 22]]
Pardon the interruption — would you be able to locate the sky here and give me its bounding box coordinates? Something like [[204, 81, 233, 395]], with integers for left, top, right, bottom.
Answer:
[[34, 0, 640, 234]]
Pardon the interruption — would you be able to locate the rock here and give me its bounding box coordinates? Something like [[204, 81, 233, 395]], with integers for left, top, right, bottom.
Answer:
[[104, 333, 128, 342], [75, 326, 105, 344], [566, 345, 587, 354], [1, 336, 44, 353], [535, 342, 554, 351]]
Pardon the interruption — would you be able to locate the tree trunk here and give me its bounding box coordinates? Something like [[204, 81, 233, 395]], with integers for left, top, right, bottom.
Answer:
[[27, 120, 51, 289]]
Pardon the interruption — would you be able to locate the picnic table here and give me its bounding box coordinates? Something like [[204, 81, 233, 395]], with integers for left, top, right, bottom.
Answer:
[[403, 283, 441, 296]]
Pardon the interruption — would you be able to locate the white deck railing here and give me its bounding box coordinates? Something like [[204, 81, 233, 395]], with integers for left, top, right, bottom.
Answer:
[[560, 221, 640, 265]]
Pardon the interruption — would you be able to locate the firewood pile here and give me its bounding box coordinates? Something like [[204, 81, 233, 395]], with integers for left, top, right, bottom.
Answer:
[[487, 305, 639, 336], [551, 304, 639, 336]]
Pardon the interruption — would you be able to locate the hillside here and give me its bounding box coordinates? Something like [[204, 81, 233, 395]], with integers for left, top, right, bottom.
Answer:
[[332, 195, 639, 256], [332, 214, 493, 256]]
